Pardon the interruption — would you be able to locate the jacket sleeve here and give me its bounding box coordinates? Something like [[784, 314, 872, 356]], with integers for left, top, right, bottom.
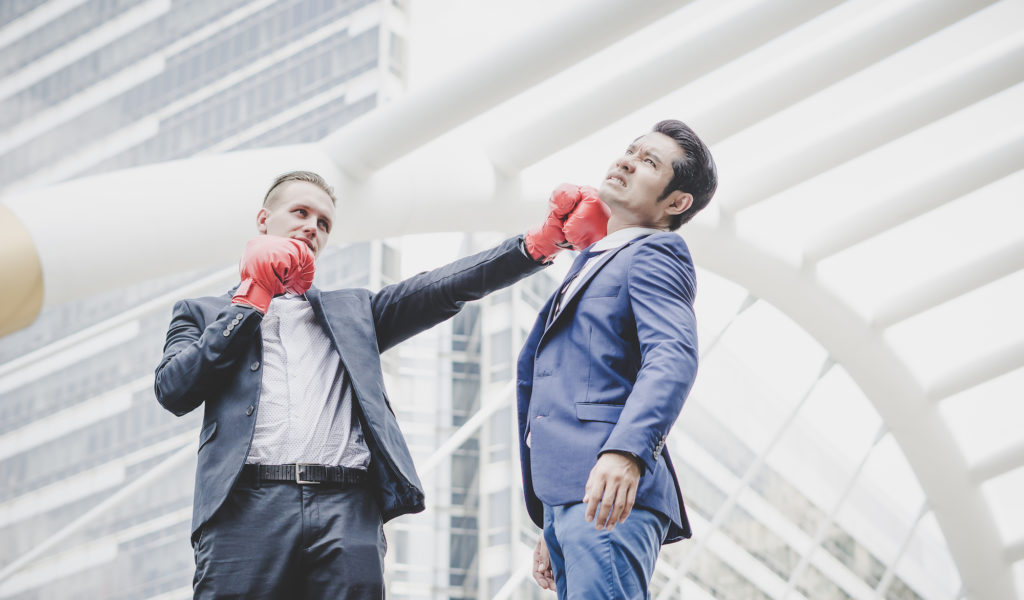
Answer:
[[600, 236, 698, 474], [153, 299, 263, 416], [371, 236, 545, 352]]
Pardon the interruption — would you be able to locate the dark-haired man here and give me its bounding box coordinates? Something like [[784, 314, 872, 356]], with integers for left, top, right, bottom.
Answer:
[[154, 170, 609, 598], [518, 120, 717, 599]]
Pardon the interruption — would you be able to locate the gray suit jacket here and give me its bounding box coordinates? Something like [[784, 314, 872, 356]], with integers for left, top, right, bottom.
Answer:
[[155, 236, 544, 537]]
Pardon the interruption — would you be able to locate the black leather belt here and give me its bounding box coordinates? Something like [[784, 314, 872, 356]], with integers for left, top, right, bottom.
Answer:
[[241, 463, 368, 486]]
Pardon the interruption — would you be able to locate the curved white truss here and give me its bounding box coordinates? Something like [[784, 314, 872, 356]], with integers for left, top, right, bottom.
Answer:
[[683, 220, 1017, 598], [2, 0, 1022, 597]]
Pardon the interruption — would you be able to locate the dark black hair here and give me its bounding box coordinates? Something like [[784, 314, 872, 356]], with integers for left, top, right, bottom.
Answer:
[[653, 120, 717, 230]]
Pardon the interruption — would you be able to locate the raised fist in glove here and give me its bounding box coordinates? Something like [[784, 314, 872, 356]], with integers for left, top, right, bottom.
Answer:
[[232, 236, 316, 313], [562, 185, 610, 250], [524, 183, 587, 263]]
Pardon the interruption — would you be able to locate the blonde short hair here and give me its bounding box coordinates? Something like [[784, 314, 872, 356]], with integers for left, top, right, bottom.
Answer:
[[263, 171, 337, 207]]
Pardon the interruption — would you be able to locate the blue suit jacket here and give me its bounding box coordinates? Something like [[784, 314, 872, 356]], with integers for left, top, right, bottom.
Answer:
[[155, 236, 543, 537], [517, 232, 698, 542]]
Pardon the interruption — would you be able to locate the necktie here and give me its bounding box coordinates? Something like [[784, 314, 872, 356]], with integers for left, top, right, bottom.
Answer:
[[550, 248, 608, 321]]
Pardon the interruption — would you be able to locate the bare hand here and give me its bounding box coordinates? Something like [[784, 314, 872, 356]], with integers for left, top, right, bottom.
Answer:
[[583, 452, 641, 531], [533, 535, 556, 590]]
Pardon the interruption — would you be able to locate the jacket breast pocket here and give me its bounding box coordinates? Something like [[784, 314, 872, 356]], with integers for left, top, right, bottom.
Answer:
[[585, 285, 621, 299], [575, 402, 624, 424], [197, 421, 217, 452]]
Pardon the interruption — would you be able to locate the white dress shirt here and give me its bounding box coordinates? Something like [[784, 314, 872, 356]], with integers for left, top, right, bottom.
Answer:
[[246, 294, 371, 468]]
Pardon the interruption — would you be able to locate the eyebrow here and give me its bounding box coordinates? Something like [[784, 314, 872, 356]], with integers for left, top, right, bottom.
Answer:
[[628, 143, 662, 165]]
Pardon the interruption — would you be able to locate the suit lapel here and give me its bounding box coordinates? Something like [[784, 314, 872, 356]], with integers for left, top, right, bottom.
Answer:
[[306, 287, 382, 386], [306, 286, 347, 363], [542, 287, 560, 328], [544, 235, 650, 333]]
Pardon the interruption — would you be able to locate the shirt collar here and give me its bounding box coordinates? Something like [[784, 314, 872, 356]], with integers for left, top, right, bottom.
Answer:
[[591, 226, 663, 251]]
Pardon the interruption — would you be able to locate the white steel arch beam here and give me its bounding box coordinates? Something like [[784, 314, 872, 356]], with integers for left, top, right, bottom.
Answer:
[[491, 0, 996, 173], [693, 0, 1000, 145], [3, 0, 1011, 328], [681, 220, 1017, 599], [486, 0, 845, 174], [972, 438, 1024, 484], [0, 134, 533, 331], [0, 0, 685, 334], [803, 136, 1024, 262], [721, 32, 1024, 213], [0, 144, 345, 314], [926, 339, 1024, 402], [320, 0, 685, 180], [870, 237, 1024, 327]]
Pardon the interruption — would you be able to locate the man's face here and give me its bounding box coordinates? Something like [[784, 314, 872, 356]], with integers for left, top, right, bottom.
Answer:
[[598, 131, 691, 230], [256, 181, 334, 257]]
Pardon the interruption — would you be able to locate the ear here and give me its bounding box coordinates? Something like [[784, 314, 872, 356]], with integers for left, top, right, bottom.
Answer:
[[256, 207, 269, 234], [663, 191, 693, 216]]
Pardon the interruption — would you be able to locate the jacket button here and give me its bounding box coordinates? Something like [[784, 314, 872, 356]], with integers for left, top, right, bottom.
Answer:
[[235, 313, 244, 320], [222, 330, 230, 337], [246, 405, 254, 416], [250, 361, 260, 371]]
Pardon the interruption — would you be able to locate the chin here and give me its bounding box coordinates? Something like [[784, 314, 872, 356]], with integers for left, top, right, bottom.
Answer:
[[597, 184, 619, 203]]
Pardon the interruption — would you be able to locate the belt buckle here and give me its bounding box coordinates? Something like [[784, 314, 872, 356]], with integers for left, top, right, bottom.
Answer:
[[294, 463, 321, 485]]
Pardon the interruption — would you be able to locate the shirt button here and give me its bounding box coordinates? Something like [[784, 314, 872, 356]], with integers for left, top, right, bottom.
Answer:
[[250, 361, 260, 371], [246, 405, 254, 416]]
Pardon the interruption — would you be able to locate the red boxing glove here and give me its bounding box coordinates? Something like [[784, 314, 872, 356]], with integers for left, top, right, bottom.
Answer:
[[562, 186, 610, 250], [284, 242, 315, 296], [548, 182, 581, 220], [524, 183, 585, 263], [232, 236, 315, 313]]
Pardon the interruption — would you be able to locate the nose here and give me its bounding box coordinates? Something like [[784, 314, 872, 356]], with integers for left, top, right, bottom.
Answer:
[[615, 155, 636, 172]]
